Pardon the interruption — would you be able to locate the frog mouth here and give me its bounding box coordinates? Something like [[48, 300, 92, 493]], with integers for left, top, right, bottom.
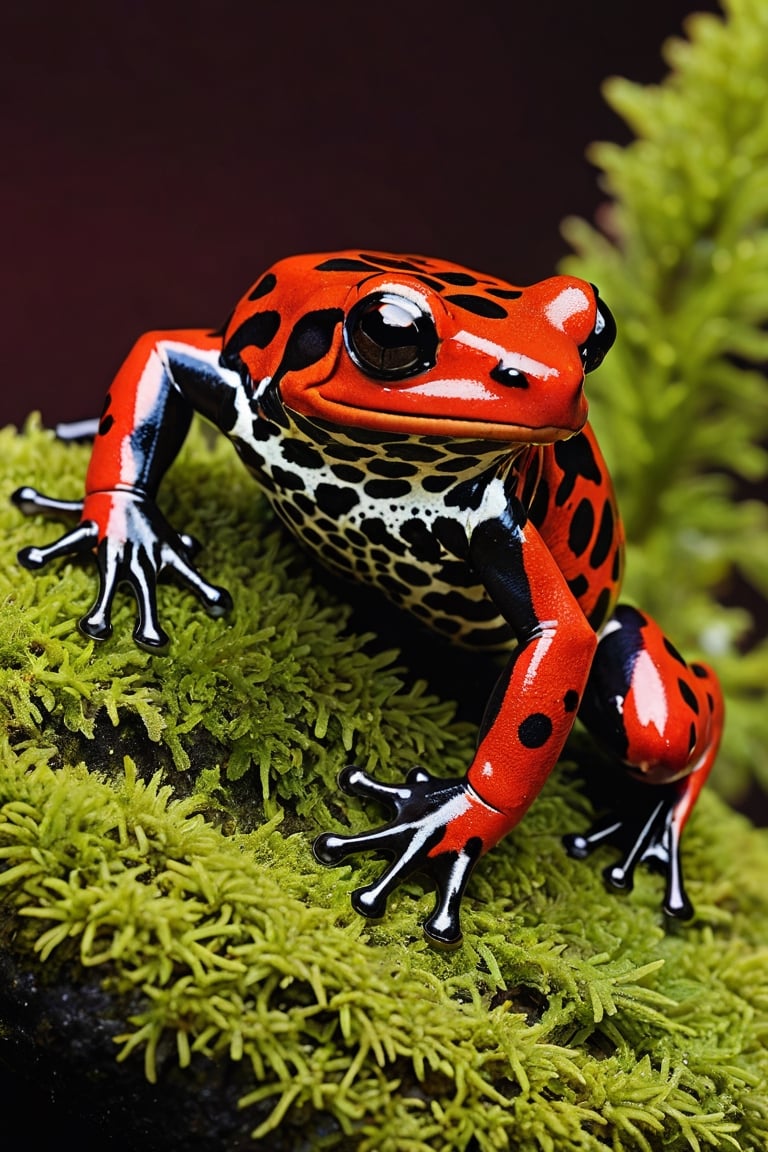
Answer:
[[293, 394, 581, 443]]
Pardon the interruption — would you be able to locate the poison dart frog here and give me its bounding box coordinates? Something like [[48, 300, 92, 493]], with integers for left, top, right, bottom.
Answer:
[[13, 250, 724, 946]]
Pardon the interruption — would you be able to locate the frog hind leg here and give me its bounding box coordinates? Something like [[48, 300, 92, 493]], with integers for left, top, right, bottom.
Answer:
[[563, 603, 724, 919]]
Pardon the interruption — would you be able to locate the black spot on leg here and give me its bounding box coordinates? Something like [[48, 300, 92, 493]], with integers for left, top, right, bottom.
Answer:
[[689, 722, 697, 752], [678, 678, 700, 714], [98, 414, 114, 436], [664, 637, 687, 666], [564, 690, 580, 713], [517, 713, 553, 749]]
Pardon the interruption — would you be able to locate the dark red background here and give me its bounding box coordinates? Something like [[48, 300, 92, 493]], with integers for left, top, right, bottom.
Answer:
[[2, 0, 720, 428]]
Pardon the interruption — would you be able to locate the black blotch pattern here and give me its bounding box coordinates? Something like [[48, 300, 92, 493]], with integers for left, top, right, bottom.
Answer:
[[587, 587, 612, 631], [691, 663, 709, 679], [315, 257, 377, 273], [325, 442, 375, 461], [568, 498, 595, 557], [383, 442, 442, 462], [553, 434, 602, 506], [98, 414, 114, 436], [100, 392, 112, 417], [433, 516, 469, 558], [678, 678, 700, 714], [435, 455, 480, 473], [235, 443, 270, 485], [292, 492, 317, 518], [394, 561, 432, 586], [435, 271, 478, 286], [280, 439, 324, 469], [589, 500, 614, 569], [517, 713, 553, 749], [487, 287, 523, 300], [443, 476, 486, 512], [707, 692, 715, 711], [361, 518, 407, 555], [423, 590, 499, 622], [223, 311, 281, 360], [421, 475, 455, 493], [567, 574, 589, 599], [364, 478, 412, 499], [432, 617, 463, 635], [367, 459, 419, 479], [271, 465, 305, 492], [445, 294, 508, 319], [564, 690, 580, 712], [292, 413, 332, 443], [273, 309, 343, 384], [611, 548, 622, 581], [331, 463, 366, 484], [251, 419, 280, 442], [414, 275, 447, 293], [527, 476, 550, 527], [399, 518, 442, 563], [664, 638, 687, 666], [247, 272, 277, 301], [689, 722, 697, 752], [314, 483, 360, 517], [436, 560, 471, 587], [378, 574, 412, 599], [359, 253, 424, 271]]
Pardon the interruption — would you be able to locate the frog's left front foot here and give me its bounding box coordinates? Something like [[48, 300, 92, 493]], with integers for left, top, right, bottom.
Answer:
[[563, 783, 693, 920], [314, 767, 507, 947]]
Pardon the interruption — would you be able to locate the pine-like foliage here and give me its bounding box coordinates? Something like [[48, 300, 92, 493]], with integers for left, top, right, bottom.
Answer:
[[561, 0, 768, 799]]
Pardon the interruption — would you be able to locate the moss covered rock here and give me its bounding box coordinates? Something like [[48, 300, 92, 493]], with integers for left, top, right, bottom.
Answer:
[[1, 421, 767, 1151]]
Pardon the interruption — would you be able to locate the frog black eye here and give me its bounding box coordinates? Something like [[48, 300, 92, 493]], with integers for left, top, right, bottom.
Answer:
[[344, 292, 438, 380], [580, 289, 617, 373]]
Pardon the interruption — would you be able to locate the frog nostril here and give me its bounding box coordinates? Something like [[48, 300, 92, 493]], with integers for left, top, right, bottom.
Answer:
[[490, 363, 528, 389]]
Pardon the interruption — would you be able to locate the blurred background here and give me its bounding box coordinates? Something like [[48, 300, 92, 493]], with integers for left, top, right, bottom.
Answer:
[[2, 0, 721, 428]]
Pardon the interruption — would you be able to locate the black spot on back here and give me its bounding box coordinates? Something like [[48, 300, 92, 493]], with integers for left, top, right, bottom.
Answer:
[[567, 574, 589, 599], [589, 500, 614, 569], [553, 434, 602, 506], [568, 498, 595, 557], [224, 311, 281, 360], [315, 257, 377, 273], [487, 287, 523, 300], [98, 414, 114, 436], [445, 294, 508, 319], [663, 637, 687, 666], [435, 271, 478, 286], [273, 309, 343, 385], [359, 253, 424, 271], [247, 272, 277, 300]]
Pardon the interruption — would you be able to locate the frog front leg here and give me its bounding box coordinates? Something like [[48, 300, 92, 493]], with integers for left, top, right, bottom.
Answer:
[[314, 489, 597, 946], [14, 329, 239, 648]]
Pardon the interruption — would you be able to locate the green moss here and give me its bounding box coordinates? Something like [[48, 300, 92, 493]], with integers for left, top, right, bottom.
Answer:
[[2, 419, 768, 1150]]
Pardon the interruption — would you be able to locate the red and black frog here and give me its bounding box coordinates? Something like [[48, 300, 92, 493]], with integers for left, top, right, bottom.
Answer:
[[13, 249, 724, 947]]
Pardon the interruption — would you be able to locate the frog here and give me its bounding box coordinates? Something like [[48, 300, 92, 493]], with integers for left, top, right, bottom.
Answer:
[[13, 249, 724, 947]]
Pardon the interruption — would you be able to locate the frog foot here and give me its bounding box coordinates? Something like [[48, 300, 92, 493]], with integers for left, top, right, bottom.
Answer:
[[314, 767, 495, 948], [563, 783, 693, 920]]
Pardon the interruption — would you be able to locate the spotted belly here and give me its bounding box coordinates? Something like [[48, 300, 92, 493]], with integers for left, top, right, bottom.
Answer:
[[230, 407, 519, 650]]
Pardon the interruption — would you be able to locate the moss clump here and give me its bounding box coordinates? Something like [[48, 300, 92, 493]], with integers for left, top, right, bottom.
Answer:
[[2, 420, 768, 1151]]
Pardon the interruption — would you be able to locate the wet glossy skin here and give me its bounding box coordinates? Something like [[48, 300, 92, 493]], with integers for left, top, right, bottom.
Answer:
[[13, 250, 724, 946]]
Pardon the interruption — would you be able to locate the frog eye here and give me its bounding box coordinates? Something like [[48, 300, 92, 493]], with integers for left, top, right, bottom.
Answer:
[[579, 289, 617, 373], [344, 292, 438, 380]]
